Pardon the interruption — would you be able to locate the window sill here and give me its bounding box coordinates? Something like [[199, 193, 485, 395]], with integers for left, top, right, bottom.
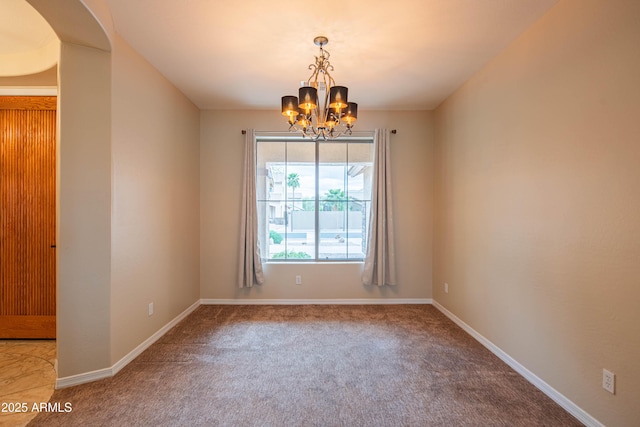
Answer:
[[265, 260, 364, 265]]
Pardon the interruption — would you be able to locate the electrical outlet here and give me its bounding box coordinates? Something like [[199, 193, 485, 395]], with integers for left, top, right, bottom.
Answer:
[[603, 369, 615, 394], [148, 302, 154, 316], [295, 275, 302, 285], [444, 282, 449, 293]]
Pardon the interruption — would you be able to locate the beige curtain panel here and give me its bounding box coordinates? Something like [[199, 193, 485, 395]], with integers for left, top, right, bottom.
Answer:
[[362, 129, 396, 286], [238, 129, 264, 288]]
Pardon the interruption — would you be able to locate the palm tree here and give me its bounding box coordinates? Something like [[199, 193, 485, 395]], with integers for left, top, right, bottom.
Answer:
[[287, 173, 300, 229]]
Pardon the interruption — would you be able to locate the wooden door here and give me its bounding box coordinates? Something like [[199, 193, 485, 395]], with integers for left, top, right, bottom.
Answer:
[[0, 96, 56, 338]]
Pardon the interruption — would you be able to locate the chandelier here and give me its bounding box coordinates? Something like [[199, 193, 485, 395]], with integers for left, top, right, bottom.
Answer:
[[281, 36, 358, 140]]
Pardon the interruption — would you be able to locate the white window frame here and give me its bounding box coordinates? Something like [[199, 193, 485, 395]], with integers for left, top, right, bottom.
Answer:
[[255, 132, 374, 262]]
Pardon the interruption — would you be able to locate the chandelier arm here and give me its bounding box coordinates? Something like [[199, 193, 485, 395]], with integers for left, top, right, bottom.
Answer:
[[325, 63, 334, 74], [307, 64, 319, 86]]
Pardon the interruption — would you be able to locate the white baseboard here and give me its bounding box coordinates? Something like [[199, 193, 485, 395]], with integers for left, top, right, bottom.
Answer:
[[56, 366, 113, 389], [432, 300, 603, 427], [200, 298, 432, 305], [111, 300, 200, 376], [55, 300, 200, 389]]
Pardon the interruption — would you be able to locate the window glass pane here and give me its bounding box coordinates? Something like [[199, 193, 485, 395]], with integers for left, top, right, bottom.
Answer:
[[256, 140, 284, 201], [257, 139, 315, 260], [319, 143, 347, 259], [318, 207, 348, 260], [285, 141, 315, 260], [347, 143, 373, 260], [257, 141, 285, 259], [273, 202, 315, 260], [318, 142, 346, 198], [346, 200, 368, 259]]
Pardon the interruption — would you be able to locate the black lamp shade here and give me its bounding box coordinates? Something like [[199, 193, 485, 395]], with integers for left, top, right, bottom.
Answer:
[[344, 102, 358, 125], [281, 96, 299, 116], [329, 86, 348, 109], [298, 86, 318, 111]]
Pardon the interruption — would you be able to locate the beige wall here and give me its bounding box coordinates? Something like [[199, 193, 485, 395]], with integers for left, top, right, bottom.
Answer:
[[433, 1, 640, 425], [201, 110, 433, 300], [110, 34, 201, 363], [56, 41, 112, 378]]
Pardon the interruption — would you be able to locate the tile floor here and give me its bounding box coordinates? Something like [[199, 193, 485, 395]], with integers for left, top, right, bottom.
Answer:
[[0, 340, 56, 427]]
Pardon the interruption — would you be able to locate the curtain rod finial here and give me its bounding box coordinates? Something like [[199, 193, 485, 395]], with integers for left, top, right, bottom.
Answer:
[[391, 129, 397, 134], [241, 130, 247, 135]]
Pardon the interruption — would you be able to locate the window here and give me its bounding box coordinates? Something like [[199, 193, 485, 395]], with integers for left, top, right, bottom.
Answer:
[[256, 134, 374, 261]]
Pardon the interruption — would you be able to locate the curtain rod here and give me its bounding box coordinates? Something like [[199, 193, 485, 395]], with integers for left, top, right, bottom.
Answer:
[[241, 129, 397, 134]]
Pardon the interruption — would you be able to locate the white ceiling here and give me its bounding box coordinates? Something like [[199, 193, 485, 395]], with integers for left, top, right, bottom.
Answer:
[[0, 0, 58, 76], [0, 0, 54, 53], [3, 0, 559, 110]]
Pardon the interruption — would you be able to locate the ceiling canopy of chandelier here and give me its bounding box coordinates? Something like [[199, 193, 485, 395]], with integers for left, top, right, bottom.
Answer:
[[281, 36, 358, 141]]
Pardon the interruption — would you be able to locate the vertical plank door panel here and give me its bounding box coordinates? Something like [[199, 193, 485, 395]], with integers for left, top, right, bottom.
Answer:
[[0, 96, 56, 338]]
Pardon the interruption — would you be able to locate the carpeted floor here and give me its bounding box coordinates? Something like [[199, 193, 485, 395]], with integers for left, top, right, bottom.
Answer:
[[30, 305, 582, 426]]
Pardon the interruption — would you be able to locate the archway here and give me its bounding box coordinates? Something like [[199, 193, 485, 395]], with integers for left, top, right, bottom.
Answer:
[[26, 0, 113, 382]]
